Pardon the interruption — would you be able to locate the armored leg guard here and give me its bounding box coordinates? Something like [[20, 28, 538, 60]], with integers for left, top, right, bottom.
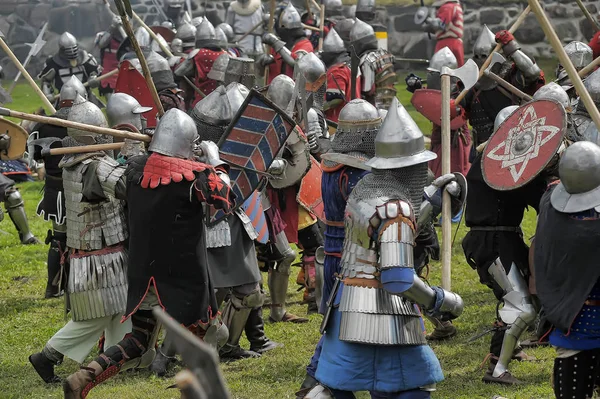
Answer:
[[484, 259, 536, 384], [5, 188, 39, 244], [29, 344, 63, 384], [219, 286, 263, 361], [45, 222, 67, 298], [246, 306, 283, 354], [298, 224, 324, 313]]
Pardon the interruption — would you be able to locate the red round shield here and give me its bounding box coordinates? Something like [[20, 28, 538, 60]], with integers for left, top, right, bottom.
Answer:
[[482, 99, 566, 191], [410, 89, 465, 130]]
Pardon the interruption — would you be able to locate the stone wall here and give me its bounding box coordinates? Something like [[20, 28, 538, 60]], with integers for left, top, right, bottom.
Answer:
[[0, 0, 599, 79]]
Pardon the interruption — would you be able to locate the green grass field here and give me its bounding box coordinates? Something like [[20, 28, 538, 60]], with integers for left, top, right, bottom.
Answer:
[[0, 62, 558, 399]]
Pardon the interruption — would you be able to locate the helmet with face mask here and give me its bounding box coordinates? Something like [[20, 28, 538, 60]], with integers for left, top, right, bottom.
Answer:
[[59, 32, 79, 63], [472, 25, 495, 67]]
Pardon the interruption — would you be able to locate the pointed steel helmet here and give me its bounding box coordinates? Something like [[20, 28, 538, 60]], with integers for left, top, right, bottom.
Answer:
[[551, 141, 600, 213], [224, 57, 256, 88], [147, 51, 176, 91], [366, 97, 436, 169], [175, 22, 197, 49], [215, 27, 228, 48], [191, 86, 233, 142], [298, 52, 326, 83], [67, 94, 108, 144], [335, 18, 355, 46], [267, 74, 296, 109], [191, 16, 204, 28], [217, 23, 235, 42], [59, 76, 87, 104], [473, 25, 496, 59], [428, 47, 458, 72], [533, 83, 570, 110], [355, 0, 376, 21], [493, 105, 519, 132], [564, 41, 593, 70], [59, 32, 79, 60], [207, 53, 231, 82], [330, 99, 381, 159], [148, 108, 198, 159], [323, 27, 345, 54], [350, 18, 375, 43], [106, 93, 153, 131], [195, 18, 216, 48], [134, 27, 152, 48], [325, 0, 343, 17], [279, 2, 303, 30], [225, 82, 250, 114]]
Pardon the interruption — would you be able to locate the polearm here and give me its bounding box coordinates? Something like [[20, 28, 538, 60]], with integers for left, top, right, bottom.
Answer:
[[0, 106, 150, 142], [237, 21, 263, 44], [47, 142, 125, 156], [114, 0, 165, 116], [8, 22, 48, 94], [318, 1, 325, 51], [0, 30, 56, 113], [529, 0, 600, 131], [575, 0, 600, 32], [454, 5, 530, 104], [265, 0, 276, 83], [131, 11, 174, 57]]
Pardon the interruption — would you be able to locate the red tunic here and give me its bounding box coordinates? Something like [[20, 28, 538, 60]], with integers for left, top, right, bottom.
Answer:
[[590, 31, 600, 60], [192, 48, 226, 107], [267, 38, 314, 84], [435, 2, 464, 66], [100, 38, 120, 90], [325, 63, 361, 123]]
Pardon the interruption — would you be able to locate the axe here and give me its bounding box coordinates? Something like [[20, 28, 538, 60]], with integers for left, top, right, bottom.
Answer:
[[483, 52, 533, 102], [8, 22, 47, 95], [114, 0, 165, 117], [0, 29, 55, 113], [440, 59, 479, 290], [454, 5, 531, 105], [529, 0, 600, 132]]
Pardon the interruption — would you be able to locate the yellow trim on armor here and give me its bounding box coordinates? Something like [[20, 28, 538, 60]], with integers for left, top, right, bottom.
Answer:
[[298, 205, 317, 230], [375, 32, 388, 39]]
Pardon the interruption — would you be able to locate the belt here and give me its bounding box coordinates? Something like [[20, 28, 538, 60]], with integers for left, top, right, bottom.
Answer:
[[343, 277, 382, 289], [324, 219, 344, 227], [470, 226, 522, 233], [585, 300, 600, 306]]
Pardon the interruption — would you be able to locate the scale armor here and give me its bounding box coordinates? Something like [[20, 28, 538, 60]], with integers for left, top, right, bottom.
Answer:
[[360, 47, 397, 109], [191, 86, 232, 143], [223, 57, 256, 89]]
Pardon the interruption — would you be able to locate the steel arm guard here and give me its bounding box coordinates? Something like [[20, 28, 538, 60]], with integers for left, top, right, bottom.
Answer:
[[510, 50, 542, 82]]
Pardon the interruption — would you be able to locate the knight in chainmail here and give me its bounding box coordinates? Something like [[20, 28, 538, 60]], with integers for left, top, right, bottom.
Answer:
[[349, 18, 396, 110], [305, 97, 463, 398], [28, 95, 131, 386], [105, 92, 153, 161], [556, 41, 592, 110]]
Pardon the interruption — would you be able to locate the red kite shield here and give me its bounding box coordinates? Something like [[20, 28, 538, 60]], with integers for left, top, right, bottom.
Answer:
[[482, 99, 566, 191], [410, 89, 465, 130], [114, 60, 158, 128]]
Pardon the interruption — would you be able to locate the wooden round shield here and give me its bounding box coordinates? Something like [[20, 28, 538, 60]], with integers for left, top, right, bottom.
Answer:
[[482, 99, 566, 191], [0, 118, 29, 161]]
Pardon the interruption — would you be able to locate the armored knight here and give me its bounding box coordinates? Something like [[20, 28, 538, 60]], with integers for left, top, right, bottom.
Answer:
[[320, 28, 360, 124], [533, 141, 600, 399], [95, 16, 127, 99], [105, 93, 152, 160], [223, 57, 256, 88], [29, 76, 87, 299], [146, 51, 186, 112], [259, 2, 314, 84], [226, 0, 265, 57], [355, 0, 387, 50], [175, 18, 226, 107], [556, 41, 592, 108], [39, 32, 100, 100], [29, 95, 130, 386], [174, 22, 197, 55], [421, 0, 464, 67], [570, 68, 600, 144], [324, 0, 344, 24], [349, 18, 396, 110], [63, 109, 235, 398], [308, 97, 463, 397]]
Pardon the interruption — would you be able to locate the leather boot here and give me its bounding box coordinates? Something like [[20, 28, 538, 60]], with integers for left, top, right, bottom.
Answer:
[[424, 315, 458, 341], [149, 339, 177, 377], [63, 361, 103, 399], [268, 269, 308, 323], [29, 351, 61, 383], [482, 357, 522, 385], [5, 190, 40, 245], [246, 306, 283, 354], [45, 230, 66, 299]]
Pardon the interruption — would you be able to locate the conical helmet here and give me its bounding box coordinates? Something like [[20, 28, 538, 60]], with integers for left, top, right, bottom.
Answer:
[[148, 108, 198, 159], [106, 93, 153, 131], [279, 3, 302, 30], [190, 86, 233, 143], [207, 53, 231, 82], [66, 94, 108, 144], [224, 57, 256, 88], [330, 99, 381, 161], [428, 46, 457, 72], [59, 32, 79, 61], [355, 0, 376, 21], [350, 18, 374, 43], [533, 83, 570, 110], [473, 25, 496, 59], [324, 0, 343, 17], [195, 18, 216, 48], [225, 82, 250, 114], [217, 23, 235, 42], [134, 27, 151, 48], [551, 141, 600, 213], [366, 97, 436, 169], [176, 22, 197, 50], [215, 27, 228, 48], [335, 18, 355, 46], [267, 74, 295, 109], [564, 41, 593, 70], [322, 27, 345, 54], [59, 76, 87, 105], [191, 16, 204, 28], [493, 105, 519, 132]]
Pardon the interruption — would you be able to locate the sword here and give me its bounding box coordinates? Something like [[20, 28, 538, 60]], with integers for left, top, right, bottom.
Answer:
[[8, 22, 47, 94], [320, 276, 341, 334]]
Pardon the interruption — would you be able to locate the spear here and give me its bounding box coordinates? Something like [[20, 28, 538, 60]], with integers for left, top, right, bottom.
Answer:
[[114, 0, 165, 116], [8, 22, 47, 95], [575, 0, 600, 32]]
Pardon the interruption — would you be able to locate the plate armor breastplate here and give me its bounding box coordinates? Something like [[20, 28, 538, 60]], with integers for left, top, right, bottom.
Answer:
[[62, 157, 128, 251], [58, 65, 86, 85], [338, 173, 427, 346]]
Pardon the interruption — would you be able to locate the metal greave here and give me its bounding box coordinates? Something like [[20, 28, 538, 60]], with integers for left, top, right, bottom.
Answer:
[[221, 296, 252, 347], [5, 190, 35, 243]]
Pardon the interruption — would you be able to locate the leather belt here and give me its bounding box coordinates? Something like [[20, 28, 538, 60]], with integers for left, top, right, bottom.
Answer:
[[324, 219, 345, 227], [470, 226, 522, 233], [343, 277, 382, 289]]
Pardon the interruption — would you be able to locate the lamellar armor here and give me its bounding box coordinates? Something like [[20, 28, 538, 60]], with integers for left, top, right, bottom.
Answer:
[[336, 98, 463, 345], [60, 96, 128, 322]]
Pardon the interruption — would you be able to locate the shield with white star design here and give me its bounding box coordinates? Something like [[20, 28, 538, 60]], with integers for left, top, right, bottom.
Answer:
[[482, 100, 567, 191]]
